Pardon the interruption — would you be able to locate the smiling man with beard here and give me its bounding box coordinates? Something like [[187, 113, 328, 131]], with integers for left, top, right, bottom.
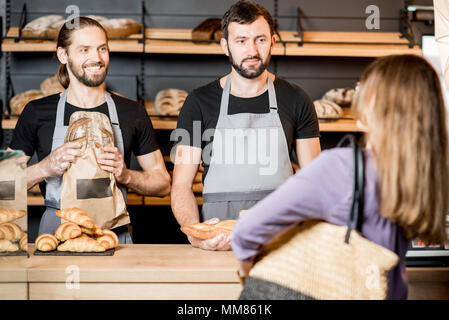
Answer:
[[171, 1, 321, 251], [9, 17, 171, 242]]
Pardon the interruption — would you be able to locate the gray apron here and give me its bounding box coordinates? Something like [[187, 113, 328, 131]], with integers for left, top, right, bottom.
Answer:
[[38, 90, 132, 244], [202, 75, 293, 221]]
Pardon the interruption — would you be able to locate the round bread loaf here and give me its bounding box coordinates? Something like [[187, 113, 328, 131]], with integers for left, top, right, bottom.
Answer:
[[322, 88, 355, 107], [40, 74, 65, 96], [22, 15, 64, 39], [101, 18, 142, 38], [9, 90, 44, 115], [155, 88, 188, 116], [313, 99, 343, 119]]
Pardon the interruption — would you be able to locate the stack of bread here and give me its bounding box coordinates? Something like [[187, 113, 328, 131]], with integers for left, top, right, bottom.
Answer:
[[0, 209, 27, 253], [35, 208, 118, 253]]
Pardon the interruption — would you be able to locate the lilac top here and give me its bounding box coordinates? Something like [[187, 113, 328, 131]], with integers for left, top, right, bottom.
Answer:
[[231, 148, 409, 300]]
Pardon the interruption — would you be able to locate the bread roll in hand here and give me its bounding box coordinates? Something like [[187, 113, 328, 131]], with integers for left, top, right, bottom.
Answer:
[[181, 220, 236, 240]]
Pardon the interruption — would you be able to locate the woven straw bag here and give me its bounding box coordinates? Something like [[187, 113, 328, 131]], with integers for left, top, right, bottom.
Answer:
[[247, 135, 399, 300]]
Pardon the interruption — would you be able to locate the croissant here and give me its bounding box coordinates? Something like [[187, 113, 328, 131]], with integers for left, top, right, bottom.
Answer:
[[0, 209, 26, 224], [80, 224, 104, 236], [55, 222, 82, 241], [20, 234, 27, 251], [181, 220, 236, 240], [57, 234, 105, 252], [35, 233, 59, 252], [56, 208, 95, 229], [0, 222, 25, 241], [96, 229, 119, 250], [0, 239, 19, 252]]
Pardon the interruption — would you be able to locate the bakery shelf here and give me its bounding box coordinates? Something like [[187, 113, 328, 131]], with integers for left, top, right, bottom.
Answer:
[[27, 193, 203, 206], [1, 28, 421, 57], [2, 27, 144, 53]]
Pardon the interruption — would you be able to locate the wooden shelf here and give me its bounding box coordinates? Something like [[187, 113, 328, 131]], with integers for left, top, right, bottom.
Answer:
[[27, 193, 203, 206], [2, 28, 421, 57]]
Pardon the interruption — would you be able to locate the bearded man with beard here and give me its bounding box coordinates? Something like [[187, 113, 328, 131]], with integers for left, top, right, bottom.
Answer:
[[9, 17, 171, 242], [171, 1, 321, 251]]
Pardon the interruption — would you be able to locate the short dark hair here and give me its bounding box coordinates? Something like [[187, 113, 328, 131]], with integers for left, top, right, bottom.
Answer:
[[221, 0, 275, 40]]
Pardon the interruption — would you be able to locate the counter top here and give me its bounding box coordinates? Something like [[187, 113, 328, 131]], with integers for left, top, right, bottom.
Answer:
[[27, 244, 240, 283]]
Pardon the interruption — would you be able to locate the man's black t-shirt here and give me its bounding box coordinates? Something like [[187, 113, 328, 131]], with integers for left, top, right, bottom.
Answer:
[[176, 76, 320, 182], [9, 93, 159, 197]]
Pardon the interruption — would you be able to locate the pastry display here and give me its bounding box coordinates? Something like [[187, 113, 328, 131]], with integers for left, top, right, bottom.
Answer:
[[313, 99, 343, 119], [35, 208, 118, 253], [0, 239, 19, 252], [96, 229, 119, 250], [0, 208, 26, 224], [57, 234, 106, 253], [0, 222, 25, 241], [181, 219, 236, 240], [322, 87, 355, 108], [35, 233, 59, 252], [56, 208, 96, 229], [55, 222, 82, 242]]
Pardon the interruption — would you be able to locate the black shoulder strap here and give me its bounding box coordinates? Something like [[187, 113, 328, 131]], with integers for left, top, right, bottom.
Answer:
[[337, 134, 365, 243]]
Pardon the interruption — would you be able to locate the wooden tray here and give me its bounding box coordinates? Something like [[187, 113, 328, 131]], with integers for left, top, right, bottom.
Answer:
[[33, 248, 115, 256]]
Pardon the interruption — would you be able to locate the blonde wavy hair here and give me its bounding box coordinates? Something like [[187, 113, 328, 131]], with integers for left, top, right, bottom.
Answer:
[[352, 54, 449, 244]]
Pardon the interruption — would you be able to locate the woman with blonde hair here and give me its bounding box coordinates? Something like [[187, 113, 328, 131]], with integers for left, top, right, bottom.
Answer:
[[231, 54, 449, 299]]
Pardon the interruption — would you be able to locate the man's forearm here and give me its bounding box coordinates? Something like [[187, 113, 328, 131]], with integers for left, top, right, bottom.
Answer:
[[120, 168, 170, 197], [171, 183, 200, 226], [26, 157, 51, 190]]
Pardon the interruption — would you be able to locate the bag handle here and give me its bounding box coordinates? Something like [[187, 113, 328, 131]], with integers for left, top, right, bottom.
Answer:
[[336, 134, 365, 243]]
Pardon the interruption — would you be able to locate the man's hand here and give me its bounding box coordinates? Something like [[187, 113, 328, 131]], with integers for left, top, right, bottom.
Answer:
[[187, 218, 231, 251], [97, 146, 129, 184], [45, 141, 83, 177]]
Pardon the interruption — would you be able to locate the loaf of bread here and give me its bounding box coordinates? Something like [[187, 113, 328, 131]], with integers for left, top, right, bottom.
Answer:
[[213, 29, 224, 40], [65, 112, 114, 151], [0, 209, 26, 224], [19, 234, 27, 251], [22, 15, 64, 39], [40, 74, 65, 96], [155, 88, 188, 116], [80, 225, 104, 237], [101, 18, 142, 38], [57, 234, 106, 252], [96, 229, 119, 250], [55, 222, 82, 242], [322, 88, 355, 108], [181, 220, 236, 240], [35, 233, 59, 252], [0, 239, 19, 252], [56, 208, 96, 229], [9, 90, 44, 115], [0, 222, 25, 241], [313, 99, 343, 119], [192, 183, 203, 193], [192, 18, 222, 43]]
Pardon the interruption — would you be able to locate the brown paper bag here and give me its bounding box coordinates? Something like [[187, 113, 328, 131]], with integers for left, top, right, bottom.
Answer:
[[60, 111, 129, 229], [0, 150, 27, 233]]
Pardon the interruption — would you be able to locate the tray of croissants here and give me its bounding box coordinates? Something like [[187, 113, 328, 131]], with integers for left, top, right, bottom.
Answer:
[[34, 208, 119, 256], [0, 208, 28, 256]]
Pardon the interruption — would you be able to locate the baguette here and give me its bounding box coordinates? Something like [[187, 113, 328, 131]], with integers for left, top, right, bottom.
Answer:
[[181, 220, 236, 240], [0, 222, 25, 241], [0, 208, 26, 224], [55, 222, 82, 241], [57, 234, 106, 252], [0, 239, 19, 252], [96, 229, 119, 250], [56, 208, 96, 229], [35, 233, 59, 252]]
